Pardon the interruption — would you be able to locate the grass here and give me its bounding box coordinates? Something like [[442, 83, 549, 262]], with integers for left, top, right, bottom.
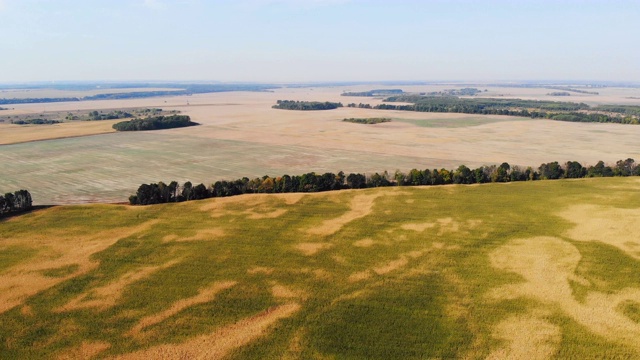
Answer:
[[0, 178, 640, 358]]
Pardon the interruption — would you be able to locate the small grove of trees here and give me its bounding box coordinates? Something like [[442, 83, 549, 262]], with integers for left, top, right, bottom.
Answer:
[[129, 159, 640, 205], [343, 118, 391, 124], [272, 100, 343, 111], [112, 115, 197, 131], [0, 190, 33, 217], [12, 119, 60, 125]]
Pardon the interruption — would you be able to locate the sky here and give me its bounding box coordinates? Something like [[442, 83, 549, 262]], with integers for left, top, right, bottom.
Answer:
[[0, 0, 638, 83]]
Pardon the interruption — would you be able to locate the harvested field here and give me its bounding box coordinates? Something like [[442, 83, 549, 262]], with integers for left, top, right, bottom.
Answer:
[[2, 178, 640, 358], [2, 86, 640, 205]]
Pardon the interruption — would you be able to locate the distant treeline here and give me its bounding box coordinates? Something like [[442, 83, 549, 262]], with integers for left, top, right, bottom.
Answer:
[[423, 88, 483, 96], [112, 115, 197, 131], [12, 119, 60, 125], [545, 86, 599, 95], [0, 97, 81, 105], [342, 89, 404, 96], [373, 96, 640, 124], [343, 118, 391, 124], [129, 158, 640, 205], [0, 84, 278, 105], [272, 100, 343, 111], [548, 92, 571, 96], [0, 190, 33, 217]]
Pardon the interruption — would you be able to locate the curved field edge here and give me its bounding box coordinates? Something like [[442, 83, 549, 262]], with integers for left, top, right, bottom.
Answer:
[[0, 178, 639, 359]]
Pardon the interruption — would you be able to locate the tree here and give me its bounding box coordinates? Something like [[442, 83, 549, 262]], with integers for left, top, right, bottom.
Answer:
[[614, 158, 635, 176], [453, 165, 473, 184], [538, 162, 564, 180], [346, 173, 367, 189], [565, 161, 586, 178], [587, 161, 613, 177]]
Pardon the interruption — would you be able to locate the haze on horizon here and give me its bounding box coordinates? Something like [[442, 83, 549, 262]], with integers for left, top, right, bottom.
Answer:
[[1, 0, 638, 84]]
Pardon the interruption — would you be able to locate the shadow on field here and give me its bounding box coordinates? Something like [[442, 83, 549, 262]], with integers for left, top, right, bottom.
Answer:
[[0, 205, 55, 222]]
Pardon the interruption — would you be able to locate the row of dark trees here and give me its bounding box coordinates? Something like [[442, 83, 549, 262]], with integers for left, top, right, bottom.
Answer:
[[0, 190, 33, 217], [112, 115, 197, 131], [129, 158, 640, 205], [272, 100, 343, 111], [12, 119, 60, 125], [373, 96, 640, 124]]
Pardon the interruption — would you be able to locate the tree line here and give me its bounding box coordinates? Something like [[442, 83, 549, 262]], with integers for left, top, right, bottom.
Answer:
[[370, 96, 640, 124], [112, 115, 197, 131], [129, 158, 640, 205], [272, 100, 343, 110], [343, 118, 391, 124], [341, 89, 403, 96], [12, 119, 60, 125], [0, 190, 33, 217]]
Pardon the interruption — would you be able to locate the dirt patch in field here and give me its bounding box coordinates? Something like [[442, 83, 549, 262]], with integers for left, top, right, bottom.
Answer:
[[271, 283, 306, 300], [353, 238, 375, 247], [199, 194, 288, 220], [246, 208, 288, 219], [489, 236, 640, 350], [295, 242, 333, 256], [58, 259, 181, 312], [163, 228, 225, 243], [56, 341, 111, 360], [112, 303, 301, 360], [306, 193, 382, 236], [348, 271, 372, 282], [558, 204, 640, 259], [0, 219, 159, 314], [248, 266, 274, 275], [401, 222, 435, 232], [486, 312, 560, 360], [128, 281, 237, 338], [436, 217, 460, 235]]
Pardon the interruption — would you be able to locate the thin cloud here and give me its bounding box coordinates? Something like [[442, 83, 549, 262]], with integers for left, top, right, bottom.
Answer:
[[142, 0, 167, 10]]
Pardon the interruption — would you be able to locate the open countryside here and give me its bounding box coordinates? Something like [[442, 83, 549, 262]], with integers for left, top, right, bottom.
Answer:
[[1, 177, 640, 358], [2, 85, 640, 205]]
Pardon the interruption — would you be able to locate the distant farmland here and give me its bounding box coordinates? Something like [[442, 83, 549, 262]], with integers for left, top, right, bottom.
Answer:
[[1, 178, 640, 358], [2, 86, 640, 205]]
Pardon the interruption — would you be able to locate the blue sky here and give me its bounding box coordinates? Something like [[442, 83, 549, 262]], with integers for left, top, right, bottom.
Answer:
[[0, 0, 638, 83]]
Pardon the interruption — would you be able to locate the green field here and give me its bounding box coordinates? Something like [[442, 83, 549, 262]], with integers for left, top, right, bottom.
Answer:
[[1, 177, 640, 358]]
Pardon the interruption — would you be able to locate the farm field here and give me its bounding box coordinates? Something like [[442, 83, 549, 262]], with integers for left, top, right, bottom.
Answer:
[[2, 85, 640, 205], [1, 177, 640, 358]]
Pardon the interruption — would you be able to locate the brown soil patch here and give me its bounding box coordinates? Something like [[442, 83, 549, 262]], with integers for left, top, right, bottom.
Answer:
[[0, 120, 117, 145], [271, 283, 306, 299], [56, 341, 111, 360], [58, 259, 181, 312], [164, 228, 225, 243], [0, 219, 159, 314], [489, 236, 640, 350], [486, 313, 560, 360], [112, 303, 301, 360], [246, 208, 287, 220], [307, 193, 381, 236], [128, 281, 237, 338], [558, 204, 640, 259], [295, 242, 333, 256], [436, 217, 460, 235], [401, 222, 435, 232], [373, 257, 409, 275], [348, 271, 372, 282], [353, 238, 375, 247], [247, 266, 274, 275], [20, 305, 34, 317]]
